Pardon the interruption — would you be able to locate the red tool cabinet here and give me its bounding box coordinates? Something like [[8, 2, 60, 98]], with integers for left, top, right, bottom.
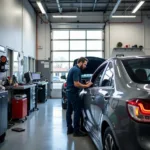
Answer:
[[12, 98, 27, 119]]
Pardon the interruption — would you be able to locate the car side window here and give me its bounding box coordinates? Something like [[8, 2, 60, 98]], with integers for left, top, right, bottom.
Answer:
[[100, 63, 114, 87], [93, 65, 107, 87]]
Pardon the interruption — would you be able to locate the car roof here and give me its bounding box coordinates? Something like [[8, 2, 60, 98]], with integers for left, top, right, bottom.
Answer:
[[108, 55, 150, 61]]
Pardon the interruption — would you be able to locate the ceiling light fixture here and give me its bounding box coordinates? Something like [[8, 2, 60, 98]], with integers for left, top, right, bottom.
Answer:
[[36, 1, 46, 14], [53, 15, 77, 18], [112, 15, 136, 18], [132, 1, 145, 13]]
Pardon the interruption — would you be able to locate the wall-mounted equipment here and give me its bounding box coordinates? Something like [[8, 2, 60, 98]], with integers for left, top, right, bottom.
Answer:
[[0, 55, 8, 72]]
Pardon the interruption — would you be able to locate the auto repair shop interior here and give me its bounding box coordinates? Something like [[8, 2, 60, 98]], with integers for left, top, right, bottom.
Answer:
[[0, 0, 150, 150]]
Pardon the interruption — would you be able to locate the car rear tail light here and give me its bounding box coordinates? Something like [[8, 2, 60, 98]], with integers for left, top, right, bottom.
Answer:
[[127, 99, 150, 122], [64, 82, 67, 88]]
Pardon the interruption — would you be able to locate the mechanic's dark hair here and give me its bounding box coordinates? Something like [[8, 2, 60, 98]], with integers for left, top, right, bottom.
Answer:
[[77, 57, 88, 64]]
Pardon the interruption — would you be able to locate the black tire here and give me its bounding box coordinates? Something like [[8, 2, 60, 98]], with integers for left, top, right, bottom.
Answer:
[[0, 133, 6, 143], [62, 101, 67, 109], [62, 96, 67, 109], [103, 127, 118, 150]]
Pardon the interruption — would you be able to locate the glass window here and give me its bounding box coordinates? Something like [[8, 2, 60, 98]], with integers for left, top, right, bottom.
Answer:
[[6, 49, 13, 76], [52, 72, 67, 82], [70, 41, 85, 50], [87, 52, 103, 58], [70, 62, 73, 68], [52, 83, 64, 89], [100, 63, 114, 87], [70, 31, 85, 39], [13, 51, 19, 74], [23, 56, 28, 73], [51, 29, 105, 96], [70, 52, 85, 61], [31, 58, 34, 72], [13, 62, 19, 72], [87, 31, 103, 39], [93, 67, 106, 87], [87, 40, 103, 50], [53, 41, 69, 50], [52, 52, 69, 61], [52, 72, 67, 89], [122, 58, 150, 84], [14, 51, 19, 61], [53, 31, 69, 39], [52, 62, 69, 72]]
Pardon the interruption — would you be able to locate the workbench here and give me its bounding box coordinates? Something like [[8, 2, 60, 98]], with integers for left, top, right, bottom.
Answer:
[[6, 84, 36, 116]]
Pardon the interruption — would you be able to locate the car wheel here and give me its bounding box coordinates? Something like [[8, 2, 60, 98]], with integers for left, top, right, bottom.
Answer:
[[62, 99, 67, 109], [0, 133, 6, 143], [103, 127, 118, 150]]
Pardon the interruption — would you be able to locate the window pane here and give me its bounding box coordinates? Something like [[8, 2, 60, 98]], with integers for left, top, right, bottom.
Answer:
[[52, 62, 69, 72], [87, 52, 103, 58], [70, 31, 85, 39], [52, 83, 64, 89], [23, 56, 28, 73], [70, 52, 85, 61], [101, 63, 114, 87], [87, 31, 103, 39], [53, 31, 69, 39], [52, 72, 67, 82], [70, 41, 85, 50], [87, 40, 103, 50], [52, 52, 69, 61], [70, 62, 73, 68], [14, 51, 19, 61], [52, 72, 67, 89], [53, 41, 69, 50], [14, 62, 19, 72]]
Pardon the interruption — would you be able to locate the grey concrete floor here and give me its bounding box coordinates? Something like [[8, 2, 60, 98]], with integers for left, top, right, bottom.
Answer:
[[0, 99, 97, 150]]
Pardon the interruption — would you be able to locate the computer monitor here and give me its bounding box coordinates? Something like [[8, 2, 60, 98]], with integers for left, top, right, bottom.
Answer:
[[24, 71, 32, 84], [32, 72, 41, 81]]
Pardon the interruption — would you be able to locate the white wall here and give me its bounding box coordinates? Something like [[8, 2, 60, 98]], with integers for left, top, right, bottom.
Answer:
[[105, 16, 150, 58], [23, 0, 36, 57], [0, 0, 36, 58], [37, 17, 50, 60], [0, 0, 22, 51]]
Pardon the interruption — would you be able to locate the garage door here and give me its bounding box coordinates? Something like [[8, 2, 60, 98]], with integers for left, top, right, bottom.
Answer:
[[50, 29, 104, 98]]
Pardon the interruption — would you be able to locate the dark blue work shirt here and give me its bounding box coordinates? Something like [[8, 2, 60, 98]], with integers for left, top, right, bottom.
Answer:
[[66, 65, 81, 93]]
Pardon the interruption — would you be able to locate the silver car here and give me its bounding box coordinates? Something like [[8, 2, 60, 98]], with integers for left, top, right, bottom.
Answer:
[[81, 56, 150, 150]]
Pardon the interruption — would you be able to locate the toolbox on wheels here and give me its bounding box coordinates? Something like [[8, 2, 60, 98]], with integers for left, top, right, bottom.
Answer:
[[12, 94, 27, 120]]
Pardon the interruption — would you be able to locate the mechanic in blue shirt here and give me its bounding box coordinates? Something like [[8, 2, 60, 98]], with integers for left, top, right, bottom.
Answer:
[[66, 57, 93, 137]]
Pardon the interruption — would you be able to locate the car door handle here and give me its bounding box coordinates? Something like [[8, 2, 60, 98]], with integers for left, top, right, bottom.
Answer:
[[91, 96, 95, 99], [104, 95, 110, 99]]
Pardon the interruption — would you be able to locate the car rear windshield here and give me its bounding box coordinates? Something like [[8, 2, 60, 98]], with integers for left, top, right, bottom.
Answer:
[[122, 58, 150, 84]]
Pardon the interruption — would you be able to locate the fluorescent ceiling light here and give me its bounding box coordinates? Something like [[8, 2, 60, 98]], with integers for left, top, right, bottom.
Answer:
[[36, 1, 46, 14], [132, 1, 145, 14], [53, 15, 77, 18], [112, 15, 136, 18]]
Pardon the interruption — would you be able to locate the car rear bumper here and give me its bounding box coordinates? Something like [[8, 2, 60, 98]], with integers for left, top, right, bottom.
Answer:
[[115, 120, 150, 150]]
